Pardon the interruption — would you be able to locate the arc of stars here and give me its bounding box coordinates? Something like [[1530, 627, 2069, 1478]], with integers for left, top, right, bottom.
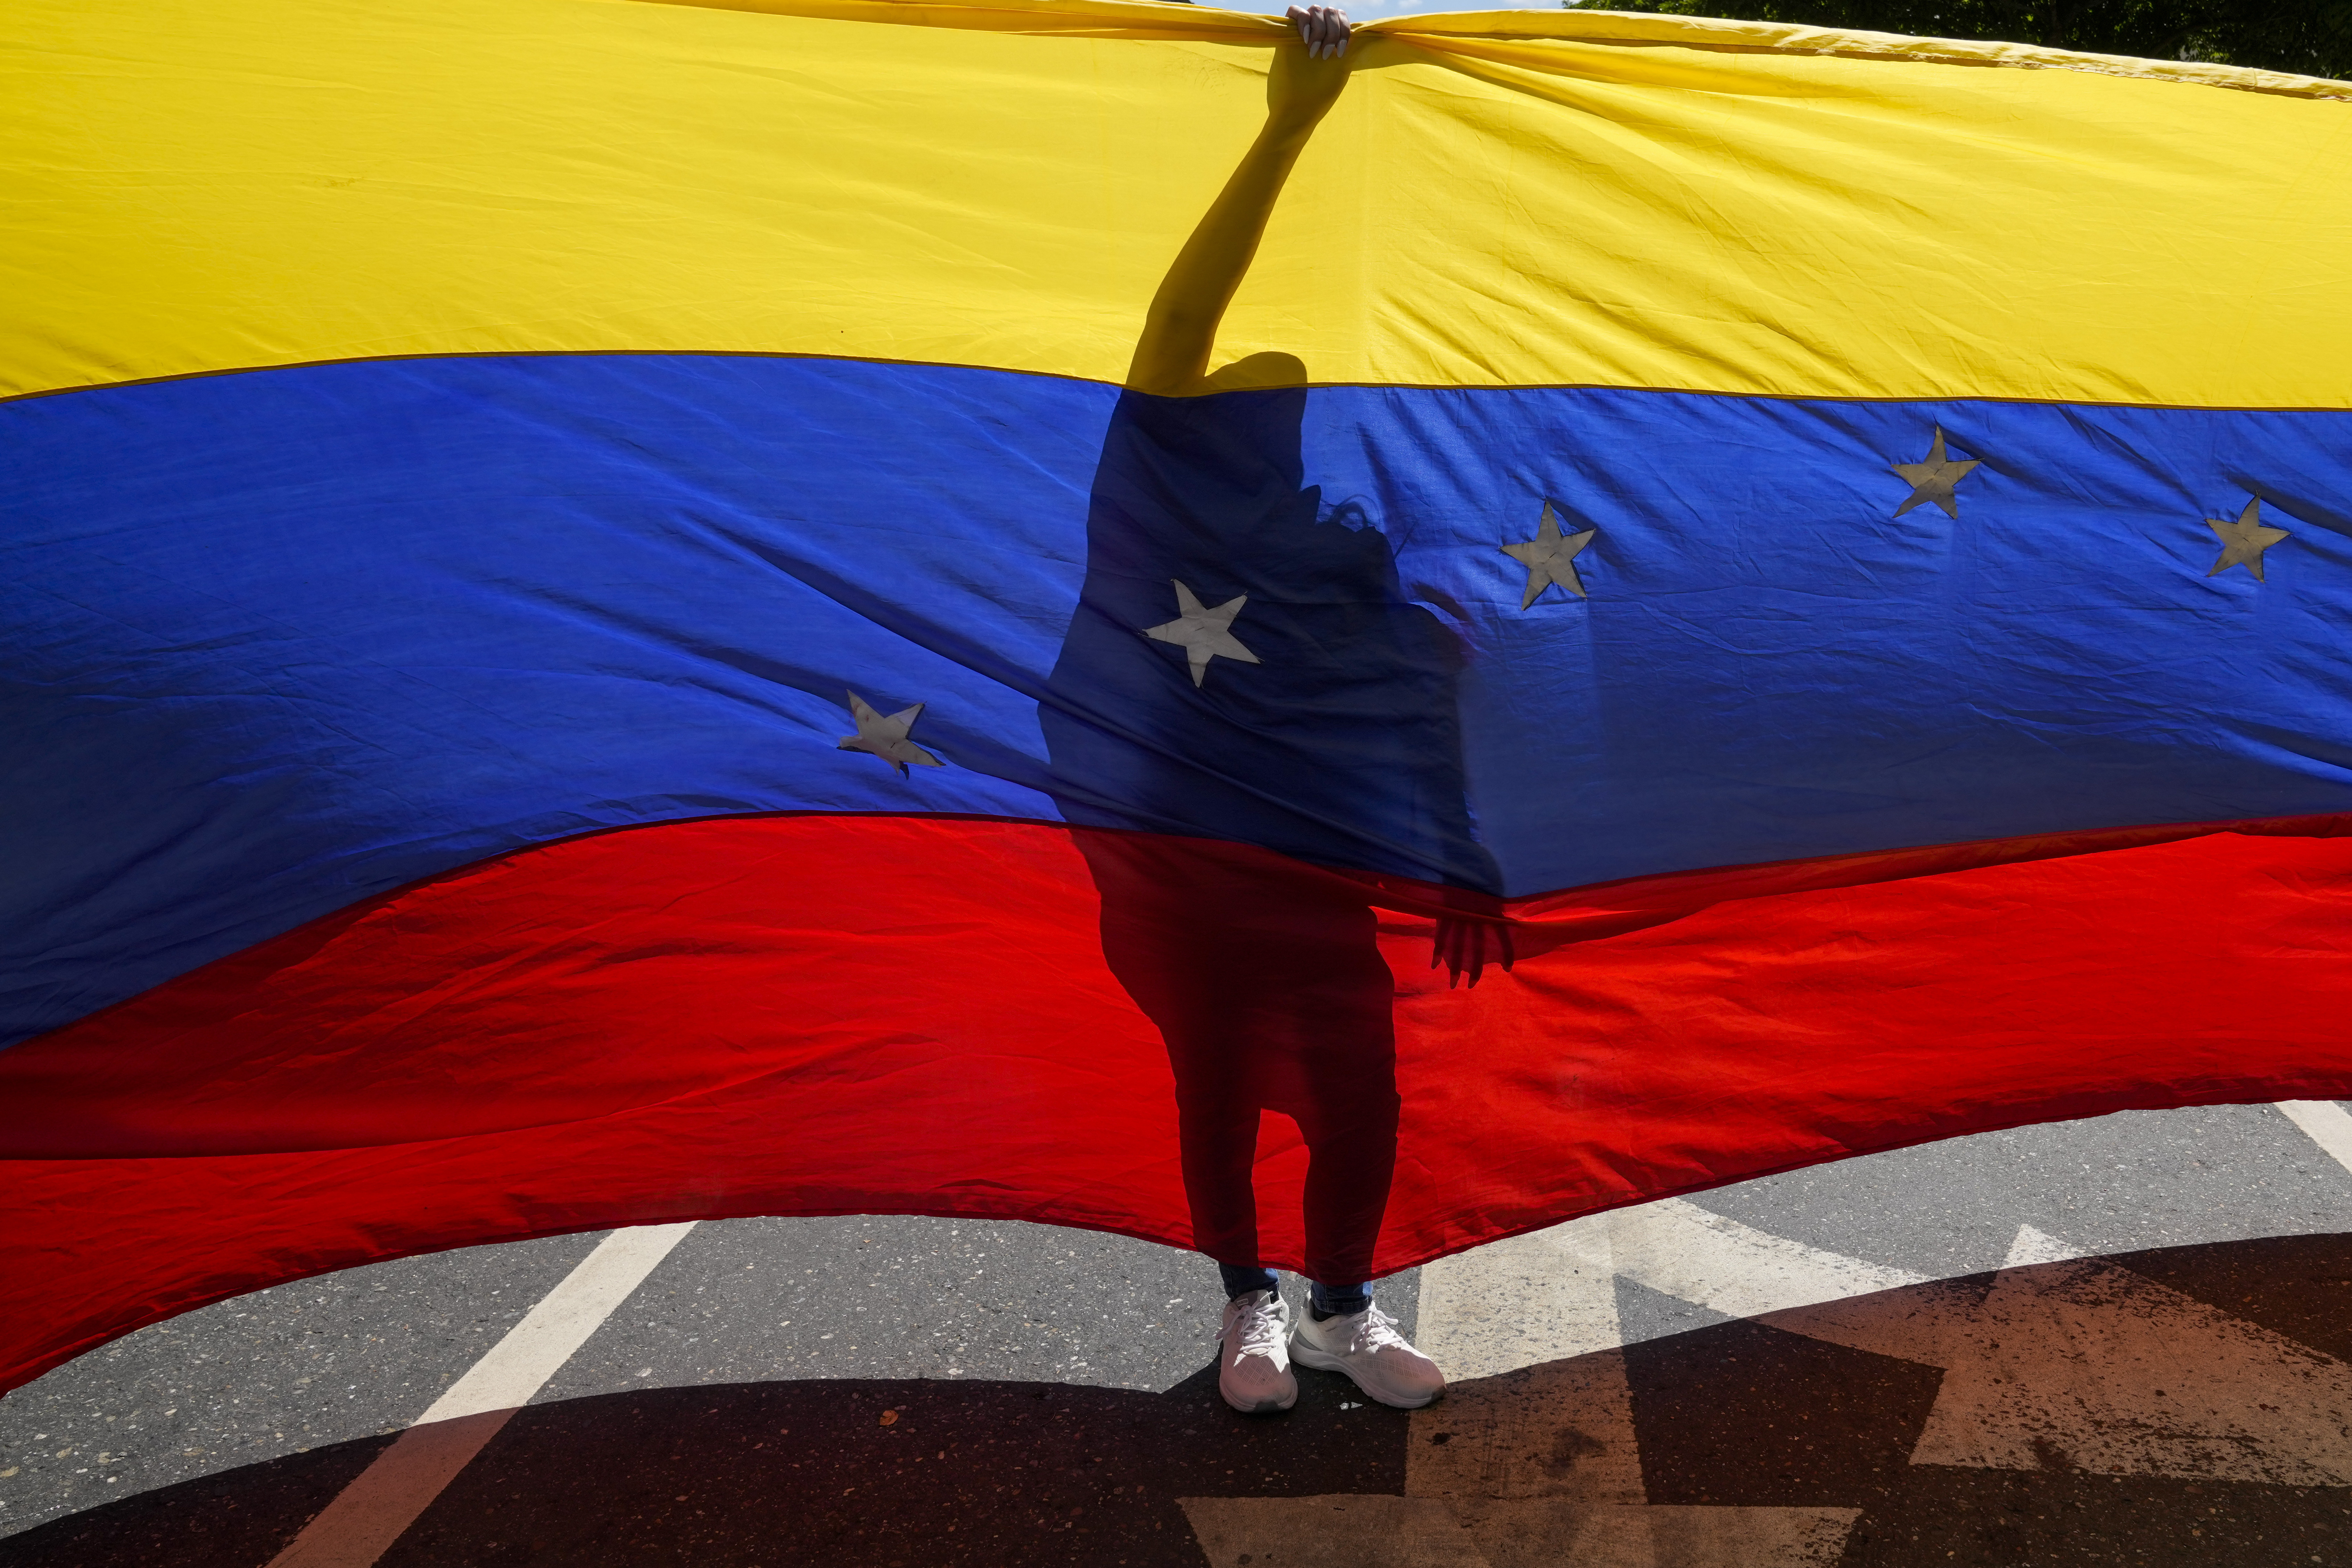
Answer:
[[1501, 501, 1596, 608], [837, 690, 942, 773], [1891, 426, 1980, 519], [1144, 579, 1260, 688], [832, 457, 2305, 784], [2204, 497, 2289, 581]]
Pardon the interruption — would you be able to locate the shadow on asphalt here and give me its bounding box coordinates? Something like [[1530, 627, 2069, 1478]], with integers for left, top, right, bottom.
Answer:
[[7, 1235, 2352, 1566]]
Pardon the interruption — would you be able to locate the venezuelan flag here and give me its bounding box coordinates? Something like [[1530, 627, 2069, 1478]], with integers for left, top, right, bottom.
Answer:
[[5, 0, 2350, 1391]]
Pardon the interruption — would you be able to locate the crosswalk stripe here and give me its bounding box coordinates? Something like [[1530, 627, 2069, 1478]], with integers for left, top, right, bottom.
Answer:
[[1607, 1199, 1926, 1320], [264, 1222, 694, 1568], [2277, 1100, 2352, 1177], [1419, 1198, 1927, 1381]]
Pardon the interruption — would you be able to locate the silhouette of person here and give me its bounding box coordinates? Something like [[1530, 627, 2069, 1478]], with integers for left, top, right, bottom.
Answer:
[[1040, 5, 1496, 1414]]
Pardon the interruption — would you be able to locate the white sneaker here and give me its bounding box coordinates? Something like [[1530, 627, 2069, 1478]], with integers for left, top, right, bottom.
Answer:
[[1216, 1289, 1298, 1414], [1289, 1302, 1445, 1409]]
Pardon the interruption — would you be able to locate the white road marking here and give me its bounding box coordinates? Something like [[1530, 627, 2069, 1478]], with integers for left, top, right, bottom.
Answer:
[[1180, 1494, 1860, 1568], [1412, 1197, 1929, 1520], [262, 1412, 514, 1568], [2278, 1099, 2352, 1176], [266, 1222, 695, 1568], [1415, 1190, 2352, 1503], [1606, 1199, 1926, 1320], [2002, 1221, 2090, 1269], [1418, 1100, 2352, 1395], [1527, 1502, 1860, 1568], [1762, 1225, 2040, 1367], [1395, 1201, 1882, 1563], [1762, 1222, 2352, 1484], [1417, 1197, 1926, 1386], [1906, 1249, 2352, 1484], [1413, 1211, 1619, 1379], [1181, 1495, 1486, 1566], [413, 1223, 696, 1423], [1409, 1343, 1647, 1507]]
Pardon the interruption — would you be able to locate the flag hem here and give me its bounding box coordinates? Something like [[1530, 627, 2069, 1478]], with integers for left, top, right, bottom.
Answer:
[[632, 0, 2352, 100]]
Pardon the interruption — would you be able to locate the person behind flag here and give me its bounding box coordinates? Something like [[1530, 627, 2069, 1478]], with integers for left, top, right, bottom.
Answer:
[[1043, 3, 1475, 1414]]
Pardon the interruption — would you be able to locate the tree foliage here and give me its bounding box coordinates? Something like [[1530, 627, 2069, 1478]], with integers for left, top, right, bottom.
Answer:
[[1561, 0, 2352, 81]]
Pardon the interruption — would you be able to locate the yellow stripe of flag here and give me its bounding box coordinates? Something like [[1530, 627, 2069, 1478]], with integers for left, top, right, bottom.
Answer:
[[7, 0, 2348, 406]]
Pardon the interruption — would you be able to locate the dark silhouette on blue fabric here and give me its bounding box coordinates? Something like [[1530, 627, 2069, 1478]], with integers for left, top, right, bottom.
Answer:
[[1040, 54, 1496, 1288]]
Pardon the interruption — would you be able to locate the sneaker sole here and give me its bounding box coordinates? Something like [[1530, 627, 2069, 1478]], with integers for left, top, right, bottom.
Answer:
[[1216, 1338, 1298, 1414], [1288, 1343, 1442, 1409], [1221, 1388, 1298, 1414]]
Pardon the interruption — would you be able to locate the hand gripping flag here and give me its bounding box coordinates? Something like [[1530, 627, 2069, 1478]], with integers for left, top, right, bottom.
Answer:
[[4, 0, 2351, 1393]]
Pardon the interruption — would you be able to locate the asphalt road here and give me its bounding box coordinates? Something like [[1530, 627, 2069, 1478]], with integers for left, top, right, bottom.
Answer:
[[5, 1100, 2351, 1565]]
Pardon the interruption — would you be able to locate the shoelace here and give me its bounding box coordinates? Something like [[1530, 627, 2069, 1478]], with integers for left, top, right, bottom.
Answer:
[[1232, 1295, 1288, 1361], [1340, 1302, 1413, 1355]]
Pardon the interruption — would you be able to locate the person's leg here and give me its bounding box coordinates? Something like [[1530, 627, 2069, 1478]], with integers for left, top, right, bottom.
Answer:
[[1295, 1079, 1396, 1290], [1283, 939, 1442, 1409], [1288, 1103, 1443, 1410], [1223, 1262, 1280, 1299], [1080, 832, 1269, 1277], [1174, 1091, 1263, 1271], [1159, 973, 1290, 1415], [1286, 902, 1399, 1293], [1171, 1075, 1297, 1413], [1307, 1278, 1369, 1319]]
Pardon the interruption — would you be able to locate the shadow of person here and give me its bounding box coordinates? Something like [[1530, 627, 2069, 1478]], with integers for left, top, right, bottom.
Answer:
[[0, 1367, 1426, 1568], [26, 1231, 2336, 1564], [1039, 48, 1497, 1290], [1069, 829, 1402, 1286]]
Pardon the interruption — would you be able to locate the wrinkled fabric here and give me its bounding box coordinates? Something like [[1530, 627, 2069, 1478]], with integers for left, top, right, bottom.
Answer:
[[6, 0, 2352, 1394], [11, 357, 2352, 1041], [6, 814, 2351, 1391]]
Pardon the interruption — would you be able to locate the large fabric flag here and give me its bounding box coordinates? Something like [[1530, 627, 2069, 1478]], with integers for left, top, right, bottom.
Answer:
[[6, 0, 2351, 1394]]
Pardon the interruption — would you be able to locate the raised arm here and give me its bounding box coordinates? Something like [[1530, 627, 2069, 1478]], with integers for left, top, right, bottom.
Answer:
[[1123, 8, 1352, 396]]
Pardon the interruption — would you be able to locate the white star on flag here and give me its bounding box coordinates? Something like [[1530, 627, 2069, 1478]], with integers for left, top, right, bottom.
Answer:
[[1501, 502, 1596, 608], [1890, 426, 1981, 520], [837, 690, 942, 773], [2204, 496, 2291, 581], [1143, 579, 1260, 688]]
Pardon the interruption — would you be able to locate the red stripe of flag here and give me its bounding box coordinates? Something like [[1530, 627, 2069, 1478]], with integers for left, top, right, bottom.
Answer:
[[4, 812, 2349, 1391]]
